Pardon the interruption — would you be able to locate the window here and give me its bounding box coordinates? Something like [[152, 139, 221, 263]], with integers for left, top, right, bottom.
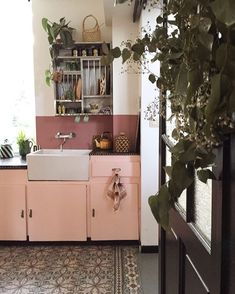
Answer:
[[0, 0, 35, 151]]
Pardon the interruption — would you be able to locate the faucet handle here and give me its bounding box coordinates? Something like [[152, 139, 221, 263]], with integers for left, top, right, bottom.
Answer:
[[55, 132, 61, 138]]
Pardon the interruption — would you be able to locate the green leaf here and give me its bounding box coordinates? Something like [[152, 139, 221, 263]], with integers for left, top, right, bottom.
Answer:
[[168, 52, 183, 60], [59, 17, 65, 26], [171, 128, 179, 140], [171, 161, 194, 190], [210, 0, 235, 26], [59, 30, 74, 47], [101, 54, 114, 66], [122, 48, 131, 63], [48, 26, 55, 41], [205, 74, 221, 122], [149, 74, 156, 84], [197, 169, 216, 184], [216, 44, 226, 70], [102, 43, 110, 55], [170, 140, 185, 155], [187, 66, 203, 98], [198, 17, 212, 33], [48, 35, 53, 45], [175, 63, 188, 95], [111, 47, 121, 58], [195, 151, 216, 169], [179, 143, 197, 163], [151, 53, 160, 63], [190, 15, 200, 29], [52, 23, 61, 37], [45, 76, 51, 86], [148, 194, 160, 223], [216, 44, 235, 76], [168, 179, 184, 200], [156, 16, 163, 24], [133, 52, 140, 61], [42, 18, 48, 32], [45, 69, 52, 86], [163, 166, 173, 178], [198, 32, 214, 52], [148, 41, 157, 53], [132, 43, 145, 55], [148, 184, 171, 230]]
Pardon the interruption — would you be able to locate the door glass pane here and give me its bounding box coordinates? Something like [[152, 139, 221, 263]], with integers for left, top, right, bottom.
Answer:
[[165, 99, 187, 214], [177, 190, 187, 214], [193, 175, 212, 244], [165, 145, 171, 181]]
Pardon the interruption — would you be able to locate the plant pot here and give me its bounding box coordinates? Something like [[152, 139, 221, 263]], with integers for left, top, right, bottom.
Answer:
[[19, 140, 33, 159]]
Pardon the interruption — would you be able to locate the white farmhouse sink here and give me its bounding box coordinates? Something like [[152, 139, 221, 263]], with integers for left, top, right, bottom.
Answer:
[[27, 149, 91, 181]]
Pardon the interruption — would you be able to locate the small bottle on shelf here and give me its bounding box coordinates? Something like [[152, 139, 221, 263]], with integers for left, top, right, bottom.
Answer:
[[58, 105, 62, 115]]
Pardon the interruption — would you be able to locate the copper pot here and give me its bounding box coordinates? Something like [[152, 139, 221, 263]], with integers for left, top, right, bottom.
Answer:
[[95, 132, 112, 150]]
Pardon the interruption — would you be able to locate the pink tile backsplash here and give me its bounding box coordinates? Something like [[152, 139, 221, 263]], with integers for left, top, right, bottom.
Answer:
[[36, 115, 139, 151], [113, 115, 139, 152]]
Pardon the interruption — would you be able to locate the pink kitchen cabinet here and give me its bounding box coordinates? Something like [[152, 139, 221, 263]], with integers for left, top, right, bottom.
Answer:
[[89, 156, 140, 241], [27, 182, 87, 241], [0, 170, 27, 240], [90, 182, 139, 240]]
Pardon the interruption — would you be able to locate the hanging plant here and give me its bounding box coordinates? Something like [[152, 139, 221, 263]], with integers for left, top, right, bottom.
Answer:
[[42, 17, 75, 86], [104, 0, 235, 229]]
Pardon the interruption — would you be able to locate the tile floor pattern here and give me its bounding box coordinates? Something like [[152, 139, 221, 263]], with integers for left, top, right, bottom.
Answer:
[[0, 245, 143, 294]]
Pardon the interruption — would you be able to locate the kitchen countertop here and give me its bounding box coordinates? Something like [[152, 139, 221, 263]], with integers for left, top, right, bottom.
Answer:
[[0, 151, 140, 169], [0, 156, 27, 169], [90, 150, 140, 156]]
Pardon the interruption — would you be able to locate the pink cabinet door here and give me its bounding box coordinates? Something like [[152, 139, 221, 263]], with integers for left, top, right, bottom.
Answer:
[[0, 184, 27, 240], [90, 183, 139, 240], [27, 183, 87, 241]]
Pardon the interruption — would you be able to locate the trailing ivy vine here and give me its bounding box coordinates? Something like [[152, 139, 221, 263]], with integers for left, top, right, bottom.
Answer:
[[106, 0, 235, 230]]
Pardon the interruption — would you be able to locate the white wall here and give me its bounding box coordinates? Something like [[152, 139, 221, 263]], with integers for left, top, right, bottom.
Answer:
[[112, 3, 140, 115], [32, 0, 111, 116], [32, 0, 160, 246], [140, 6, 161, 246]]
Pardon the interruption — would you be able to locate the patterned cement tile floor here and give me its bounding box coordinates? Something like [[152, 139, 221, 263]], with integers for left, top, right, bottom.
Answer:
[[0, 245, 143, 294]]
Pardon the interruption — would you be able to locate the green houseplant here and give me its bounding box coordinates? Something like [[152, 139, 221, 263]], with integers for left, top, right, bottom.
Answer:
[[16, 131, 33, 159], [42, 17, 74, 47], [42, 17, 75, 86], [105, 0, 235, 229]]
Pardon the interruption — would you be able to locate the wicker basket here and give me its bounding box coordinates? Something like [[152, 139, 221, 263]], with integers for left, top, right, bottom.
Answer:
[[82, 15, 101, 42], [114, 133, 130, 153]]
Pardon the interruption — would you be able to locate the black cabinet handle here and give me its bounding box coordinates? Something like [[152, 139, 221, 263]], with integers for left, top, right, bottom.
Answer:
[[92, 209, 95, 217], [29, 209, 32, 218], [21, 210, 24, 218]]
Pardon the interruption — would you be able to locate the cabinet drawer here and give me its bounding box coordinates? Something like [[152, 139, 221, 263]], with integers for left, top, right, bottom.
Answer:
[[91, 156, 140, 177], [0, 170, 27, 184]]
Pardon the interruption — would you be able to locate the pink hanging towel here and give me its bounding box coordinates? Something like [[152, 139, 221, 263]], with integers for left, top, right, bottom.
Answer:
[[107, 173, 127, 210]]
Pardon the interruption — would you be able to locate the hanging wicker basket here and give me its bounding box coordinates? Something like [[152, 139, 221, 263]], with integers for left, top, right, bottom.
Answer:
[[82, 15, 101, 42]]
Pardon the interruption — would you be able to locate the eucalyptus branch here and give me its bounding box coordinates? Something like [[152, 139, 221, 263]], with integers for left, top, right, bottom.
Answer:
[[107, 0, 235, 230]]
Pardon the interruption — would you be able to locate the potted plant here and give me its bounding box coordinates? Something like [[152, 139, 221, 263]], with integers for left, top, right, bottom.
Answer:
[[42, 17, 75, 86], [104, 0, 235, 229], [16, 131, 33, 159], [42, 17, 75, 47]]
